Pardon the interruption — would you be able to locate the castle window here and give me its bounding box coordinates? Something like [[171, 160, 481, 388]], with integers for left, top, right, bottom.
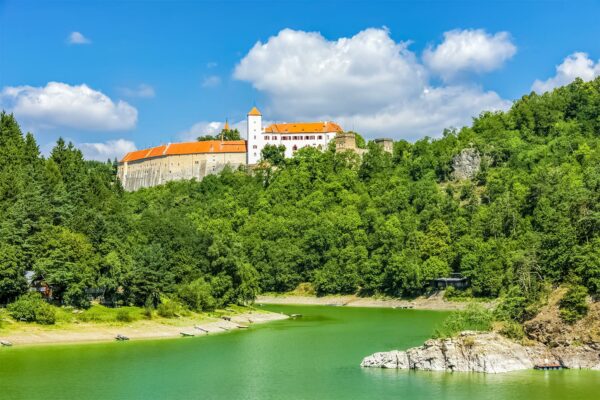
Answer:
[[292, 145, 298, 151], [318, 135, 323, 140], [282, 136, 289, 140], [305, 136, 310, 140], [253, 145, 257, 149], [264, 136, 270, 140]]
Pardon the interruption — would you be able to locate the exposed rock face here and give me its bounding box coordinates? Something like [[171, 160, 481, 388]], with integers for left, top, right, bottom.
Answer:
[[553, 344, 600, 370], [452, 148, 481, 180], [524, 288, 600, 347], [361, 331, 600, 373]]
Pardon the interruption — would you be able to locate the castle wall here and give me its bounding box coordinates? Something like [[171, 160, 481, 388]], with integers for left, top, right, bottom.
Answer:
[[118, 152, 246, 191]]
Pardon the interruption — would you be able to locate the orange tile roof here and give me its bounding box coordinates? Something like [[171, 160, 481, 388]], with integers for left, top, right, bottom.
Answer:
[[121, 140, 246, 163], [264, 121, 343, 134], [248, 106, 262, 116]]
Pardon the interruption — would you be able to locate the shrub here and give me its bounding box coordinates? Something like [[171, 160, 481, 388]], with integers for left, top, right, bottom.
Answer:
[[434, 304, 493, 338], [35, 304, 57, 325], [143, 307, 153, 319], [116, 309, 133, 322], [178, 278, 216, 312], [499, 321, 525, 340], [7, 293, 56, 325], [292, 282, 316, 296], [495, 286, 537, 323], [443, 287, 473, 301], [559, 285, 589, 324], [157, 299, 185, 318]]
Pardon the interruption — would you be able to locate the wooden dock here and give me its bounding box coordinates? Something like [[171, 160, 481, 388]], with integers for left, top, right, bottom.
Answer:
[[534, 364, 563, 370]]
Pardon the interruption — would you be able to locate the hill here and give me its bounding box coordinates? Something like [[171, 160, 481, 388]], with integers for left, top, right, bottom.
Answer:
[[1, 77, 600, 324]]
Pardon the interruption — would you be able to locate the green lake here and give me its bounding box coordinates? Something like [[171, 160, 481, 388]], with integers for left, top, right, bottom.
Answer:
[[1, 305, 599, 399]]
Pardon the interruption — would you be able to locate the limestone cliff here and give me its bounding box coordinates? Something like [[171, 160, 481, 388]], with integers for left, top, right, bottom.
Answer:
[[361, 331, 600, 373], [452, 148, 481, 180]]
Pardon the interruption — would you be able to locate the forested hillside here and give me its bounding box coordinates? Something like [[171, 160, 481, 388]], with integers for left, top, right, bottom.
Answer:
[[1, 77, 600, 315]]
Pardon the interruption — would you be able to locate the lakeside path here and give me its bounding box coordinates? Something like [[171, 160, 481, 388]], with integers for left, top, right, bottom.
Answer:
[[256, 294, 489, 311], [0, 310, 288, 347]]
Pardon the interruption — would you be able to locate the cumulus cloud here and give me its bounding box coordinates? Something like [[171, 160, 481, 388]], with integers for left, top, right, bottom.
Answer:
[[202, 75, 222, 88], [423, 29, 516, 80], [234, 28, 510, 139], [0, 82, 138, 131], [68, 31, 91, 45], [117, 84, 156, 98], [179, 121, 223, 141], [532, 52, 600, 93], [179, 120, 250, 141], [78, 139, 137, 161], [333, 86, 510, 140]]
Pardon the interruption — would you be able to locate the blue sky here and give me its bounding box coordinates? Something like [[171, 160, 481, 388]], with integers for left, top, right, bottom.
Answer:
[[1, 0, 600, 160]]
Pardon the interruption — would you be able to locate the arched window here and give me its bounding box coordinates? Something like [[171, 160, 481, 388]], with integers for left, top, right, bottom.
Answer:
[[292, 145, 298, 151]]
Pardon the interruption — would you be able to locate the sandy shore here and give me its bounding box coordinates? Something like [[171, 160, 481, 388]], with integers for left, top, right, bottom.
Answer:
[[256, 293, 484, 311], [0, 310, 288, 347]]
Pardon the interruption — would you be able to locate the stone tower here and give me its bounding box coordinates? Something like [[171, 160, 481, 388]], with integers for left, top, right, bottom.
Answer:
[[374, 138, 393, 153], [335, 132, 358, 152]]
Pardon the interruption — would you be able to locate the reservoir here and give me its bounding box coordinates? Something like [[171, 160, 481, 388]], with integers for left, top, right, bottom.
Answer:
[[0, 305, 598, 399]]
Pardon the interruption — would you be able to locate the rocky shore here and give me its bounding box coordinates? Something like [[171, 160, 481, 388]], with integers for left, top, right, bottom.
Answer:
[[361, 331, 600, 373], [256, 292, 478, 310]]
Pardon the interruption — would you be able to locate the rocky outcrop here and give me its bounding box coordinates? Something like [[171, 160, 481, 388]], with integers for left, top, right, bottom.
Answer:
[[361, 331, 600, 373], [452, 148, 481, 180], [524, 288, 600, 347]]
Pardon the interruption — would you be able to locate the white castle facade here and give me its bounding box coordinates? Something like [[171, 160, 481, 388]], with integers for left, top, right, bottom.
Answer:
[[246, 106, 342, 164]]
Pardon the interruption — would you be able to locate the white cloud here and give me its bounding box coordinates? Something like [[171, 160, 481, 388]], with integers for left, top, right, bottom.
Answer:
[[78, 139, 137, 161], [423, 29, 516, 80], [68, 31, 91, 45], [117, 84, 156, 98], [333, 86, 510, 140], [234, 28, 510, 139], [532, 52, 600, 93], [179, 121, 223, 141], [202, 75, 222, 88], [179, 120, 250, 141], [0, 82, 138, 131]]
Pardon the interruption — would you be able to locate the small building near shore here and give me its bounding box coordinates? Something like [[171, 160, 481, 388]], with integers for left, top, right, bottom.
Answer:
[[25, 271, 53, 300], [432, 273, 469, 290]]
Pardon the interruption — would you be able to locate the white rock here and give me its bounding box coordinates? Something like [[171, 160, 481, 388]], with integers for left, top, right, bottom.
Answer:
[[359, 332, 595, 374]]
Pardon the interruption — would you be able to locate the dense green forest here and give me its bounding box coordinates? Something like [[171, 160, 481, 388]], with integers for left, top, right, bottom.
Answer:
[[1, 77, 600, 319]]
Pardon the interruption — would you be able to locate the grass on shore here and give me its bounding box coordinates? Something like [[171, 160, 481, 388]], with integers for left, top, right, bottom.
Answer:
[[0, 303, 264, 333]]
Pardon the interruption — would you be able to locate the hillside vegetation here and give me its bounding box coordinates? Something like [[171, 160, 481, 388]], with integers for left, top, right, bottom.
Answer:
[[1, 78, 600, 326]]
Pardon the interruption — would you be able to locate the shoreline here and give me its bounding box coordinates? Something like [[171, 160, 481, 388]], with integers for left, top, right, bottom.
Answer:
[[256, 293, 482, 311], [0, 310, 288, 348]]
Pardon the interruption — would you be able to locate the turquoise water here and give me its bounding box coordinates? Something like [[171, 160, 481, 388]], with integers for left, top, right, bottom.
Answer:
[[0, 305, 598, 399]]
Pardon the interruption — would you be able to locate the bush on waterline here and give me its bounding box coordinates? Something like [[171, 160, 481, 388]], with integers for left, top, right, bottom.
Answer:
[[433, 303, 493, 338], [7, 292, 56, 325]]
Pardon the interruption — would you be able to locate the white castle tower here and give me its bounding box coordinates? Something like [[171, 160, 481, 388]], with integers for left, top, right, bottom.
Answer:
[[246, 106, 262, 164]]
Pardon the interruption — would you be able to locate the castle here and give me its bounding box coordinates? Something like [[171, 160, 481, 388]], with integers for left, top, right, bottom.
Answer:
[[117, 106, 390, 191], [246, 106, 342, 164]]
